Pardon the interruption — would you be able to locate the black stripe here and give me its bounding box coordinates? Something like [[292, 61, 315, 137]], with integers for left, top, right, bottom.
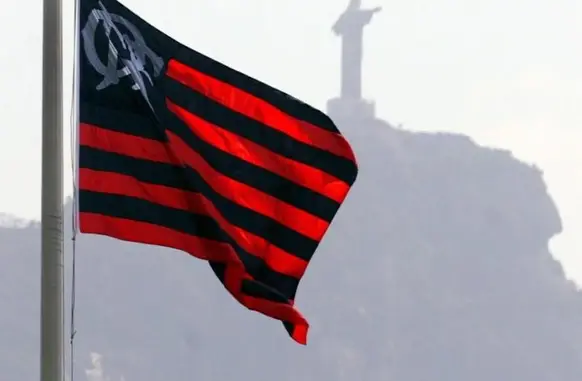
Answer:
[[163, 78, 357, 184], [241, 277, 290, 303], [80, 190, 300, 300], [79, 146, 319, 261], [210, 262, 297, 302], [164, 111, 340, 222], [80, 102, 167, 141]]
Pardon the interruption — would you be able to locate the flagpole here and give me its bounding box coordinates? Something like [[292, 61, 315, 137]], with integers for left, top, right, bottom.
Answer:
[[40, 0, 64, 378]]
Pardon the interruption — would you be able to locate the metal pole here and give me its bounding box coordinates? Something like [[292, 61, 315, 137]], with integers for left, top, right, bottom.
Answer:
[[40, 0, 64, 378]]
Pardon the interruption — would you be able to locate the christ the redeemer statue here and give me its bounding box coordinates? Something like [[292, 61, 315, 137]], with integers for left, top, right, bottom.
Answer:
[[333, 0, 381, 100], [327, 0, 381, 120]]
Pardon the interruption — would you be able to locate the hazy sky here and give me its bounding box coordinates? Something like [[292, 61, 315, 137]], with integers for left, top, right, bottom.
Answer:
[[0, 0, 580, 284]]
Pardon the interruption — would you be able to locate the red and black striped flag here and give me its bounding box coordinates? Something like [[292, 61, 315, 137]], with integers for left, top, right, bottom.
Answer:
[[77, 0, 358, 344]]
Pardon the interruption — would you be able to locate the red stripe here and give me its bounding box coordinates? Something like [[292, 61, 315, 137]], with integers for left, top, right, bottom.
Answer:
[[79, 168, 309, 279], [166, 99, 350, 203], [79, 212, 308, 344], [79, 123, 329, 241], [166, 59, 356, 162], [80, 123, 178, 165], [80, 212, 235, 263]]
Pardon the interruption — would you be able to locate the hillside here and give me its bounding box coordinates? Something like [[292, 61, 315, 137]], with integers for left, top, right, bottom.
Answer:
[[2, 111, 582, 380]]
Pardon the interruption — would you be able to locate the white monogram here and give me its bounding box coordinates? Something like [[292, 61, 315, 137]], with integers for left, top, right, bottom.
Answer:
[[81, 0, 164, 110]]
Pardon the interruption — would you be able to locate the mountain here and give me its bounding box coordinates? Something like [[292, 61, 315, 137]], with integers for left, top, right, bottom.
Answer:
[[2, 106, 582, 380]]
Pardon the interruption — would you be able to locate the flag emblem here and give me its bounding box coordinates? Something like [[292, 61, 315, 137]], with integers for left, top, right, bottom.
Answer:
[[81, 0, 163, 109]]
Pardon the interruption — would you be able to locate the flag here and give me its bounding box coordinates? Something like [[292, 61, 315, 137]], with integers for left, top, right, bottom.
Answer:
[[77, 0, 358, 344]]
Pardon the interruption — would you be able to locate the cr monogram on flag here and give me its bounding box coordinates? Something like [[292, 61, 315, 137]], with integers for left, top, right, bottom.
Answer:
[[81, 0, 164, 109]]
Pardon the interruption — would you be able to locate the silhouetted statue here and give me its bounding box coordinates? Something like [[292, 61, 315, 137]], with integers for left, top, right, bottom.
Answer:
[[333, 0, 381, 100], [327, 0, 381, 121]]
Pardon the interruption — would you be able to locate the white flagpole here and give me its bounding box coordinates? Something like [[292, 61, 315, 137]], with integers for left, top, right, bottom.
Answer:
[[40, 0, 64, 378]]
